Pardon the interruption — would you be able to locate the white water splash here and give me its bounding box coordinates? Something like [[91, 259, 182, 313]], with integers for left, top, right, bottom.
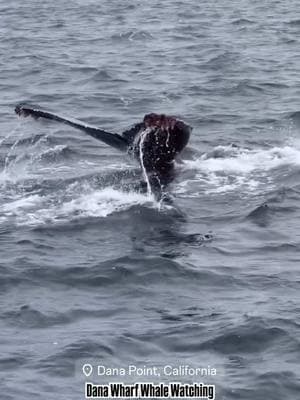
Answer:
[[3, 132, 26, 174], [1, 121, 49, 183], [0, 122, 159, 227], [176, 143, 300, 196]]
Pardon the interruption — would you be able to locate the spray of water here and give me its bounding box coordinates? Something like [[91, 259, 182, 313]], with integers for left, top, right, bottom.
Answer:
[[0, 125, 28, 183], [0, 122, 22, 148], [138, 127, 153, 197]]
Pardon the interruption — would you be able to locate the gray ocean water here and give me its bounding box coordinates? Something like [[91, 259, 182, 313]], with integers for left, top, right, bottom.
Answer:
[[1, 1, 300, 399]]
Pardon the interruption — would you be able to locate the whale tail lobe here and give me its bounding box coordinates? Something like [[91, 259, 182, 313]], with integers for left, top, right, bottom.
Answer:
[[15, 104, 129, 151]]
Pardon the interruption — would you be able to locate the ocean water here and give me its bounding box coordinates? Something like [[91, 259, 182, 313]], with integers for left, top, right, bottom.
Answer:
[[0, 0, 300, 399]]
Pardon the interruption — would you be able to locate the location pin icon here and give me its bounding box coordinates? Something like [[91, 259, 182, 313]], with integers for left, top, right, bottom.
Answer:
[[83, 364, 93, 377]]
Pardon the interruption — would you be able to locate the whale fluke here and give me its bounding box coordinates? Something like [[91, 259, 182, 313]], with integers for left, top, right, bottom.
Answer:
[[15, 104, 129, 151]]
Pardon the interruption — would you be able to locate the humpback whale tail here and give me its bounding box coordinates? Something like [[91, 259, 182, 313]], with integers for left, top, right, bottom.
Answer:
[[15, 104, 129, 151]]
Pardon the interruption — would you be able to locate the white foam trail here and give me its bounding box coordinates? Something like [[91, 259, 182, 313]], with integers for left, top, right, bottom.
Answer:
[[184, 145, 300, 173], [62, 187, 151, 217], [0, 188, 153, 227], [176, 143, 300, 196]]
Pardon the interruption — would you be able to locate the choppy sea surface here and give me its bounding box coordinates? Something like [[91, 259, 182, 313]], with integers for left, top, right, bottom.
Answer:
[[1, 1, 300, 399]]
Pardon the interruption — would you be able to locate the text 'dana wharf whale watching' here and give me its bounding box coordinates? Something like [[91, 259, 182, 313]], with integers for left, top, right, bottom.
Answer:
[[85, 382, 215, 399]]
